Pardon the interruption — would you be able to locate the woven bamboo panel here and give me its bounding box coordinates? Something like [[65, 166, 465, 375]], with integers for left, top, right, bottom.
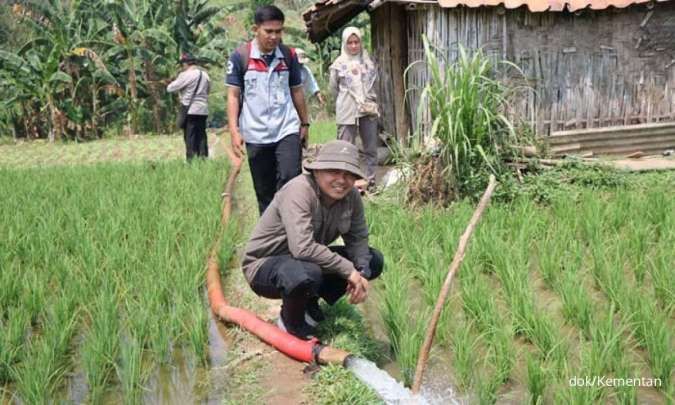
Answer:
[[404, 2, 675, 138]]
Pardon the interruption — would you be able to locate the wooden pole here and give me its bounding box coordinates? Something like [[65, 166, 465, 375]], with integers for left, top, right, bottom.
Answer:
[[410, 175, 498, 394]]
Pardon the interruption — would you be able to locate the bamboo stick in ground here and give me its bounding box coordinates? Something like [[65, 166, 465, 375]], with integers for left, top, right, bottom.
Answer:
[[411, 175, 498, 394]]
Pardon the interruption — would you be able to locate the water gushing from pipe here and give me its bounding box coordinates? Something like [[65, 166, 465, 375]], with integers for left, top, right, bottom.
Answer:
[[345, 357, 428, 404]]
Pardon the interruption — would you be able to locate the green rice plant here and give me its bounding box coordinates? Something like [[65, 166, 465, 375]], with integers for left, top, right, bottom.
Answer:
[[378, 262, 425, 386], [557, 271, 593, 338], [518, 307, 561, 362], [460, 271, 500, 336], [184, 298, 209, 365], [588, 241, 628, 306], [526, 354, 548, 405], [490, 325, 515, 386], [487, 229, 567, 362], [0, 307, 30, 383], [647, 249, 675, 311], [397, 322, 427, 388], [632, 304, 673, 391], [498, 262, 566, 364], [12, 339, 62, 404], [13, 295, 79, 403], [309, 298, 388, 404], [613, 363, 638, 405], [475, 370, 501, 405], [579, 198, 606, 245], [587, 307, 628, 374], [148, 308, 173, 364], [588, 234, 672, 392], [20, 272, 47, 325], [556, 346, 606, 405], [624, 221, 652, 285], [0, 267, 20, 316], [117, 332, 144, 404], [643, 190, 670, 239], [556, 382, 604, 405], [494, 263, 528, 308], [124, 300, 154, 351], [450, 320, 481, 390], [536, 239, 562, 290], [468, 227, 499, 276], [81, 289, 120, 402], [411, 236, 446, 307]]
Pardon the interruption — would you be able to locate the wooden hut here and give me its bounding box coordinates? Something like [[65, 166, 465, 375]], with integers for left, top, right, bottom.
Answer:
[[304, 0, 675, 155]]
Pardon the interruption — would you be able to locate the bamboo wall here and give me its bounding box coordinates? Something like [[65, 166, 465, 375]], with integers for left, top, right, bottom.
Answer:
[[378, 2, 675, 139]]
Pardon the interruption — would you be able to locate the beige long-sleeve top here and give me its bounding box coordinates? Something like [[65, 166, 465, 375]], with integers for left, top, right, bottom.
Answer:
[[329, 59, 378, 125], [242, 173, 371, 283], [166, 67, 210, 115]]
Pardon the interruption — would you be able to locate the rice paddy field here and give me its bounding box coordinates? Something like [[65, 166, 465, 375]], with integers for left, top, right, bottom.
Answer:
[[0, 152, 239, 403], [367, 166, 674, 404], [1, 129, 673, 405], [0, 133, 223, 168]]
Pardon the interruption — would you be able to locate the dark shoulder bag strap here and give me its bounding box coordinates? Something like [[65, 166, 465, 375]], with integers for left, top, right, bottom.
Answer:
[[186, 71, 203, 110]]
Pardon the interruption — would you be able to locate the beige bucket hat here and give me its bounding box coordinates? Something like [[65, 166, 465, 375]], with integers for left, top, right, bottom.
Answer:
[[303, 140, 365, 179]]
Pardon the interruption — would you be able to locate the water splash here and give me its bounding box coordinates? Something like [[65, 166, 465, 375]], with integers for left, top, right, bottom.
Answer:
[[345, 357, 428, 404]]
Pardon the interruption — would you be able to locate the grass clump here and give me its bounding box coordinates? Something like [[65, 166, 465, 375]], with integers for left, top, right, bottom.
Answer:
[[402, 38, 522, 204], [306, 300, 383, 404]]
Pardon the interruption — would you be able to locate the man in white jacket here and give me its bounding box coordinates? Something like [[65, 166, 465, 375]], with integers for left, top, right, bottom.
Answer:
[[167, 53, 211, 160]]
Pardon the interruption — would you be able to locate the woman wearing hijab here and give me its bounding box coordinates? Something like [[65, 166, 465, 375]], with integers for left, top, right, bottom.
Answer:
[[329, 27, 379, 191]]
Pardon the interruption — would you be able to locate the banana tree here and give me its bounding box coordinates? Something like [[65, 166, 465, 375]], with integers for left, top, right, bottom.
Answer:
[[0, 51, 44, 139], [6, 0, 114, 141], [105, 0, 182, 134], [0, 47, 70, 141], [173, 0, 230, 61]]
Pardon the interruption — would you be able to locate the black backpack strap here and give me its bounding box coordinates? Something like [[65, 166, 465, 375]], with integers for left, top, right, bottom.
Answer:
[[236, 42, 250, 82], [235, 42, 251, 114], [278, 43, 293, 74]]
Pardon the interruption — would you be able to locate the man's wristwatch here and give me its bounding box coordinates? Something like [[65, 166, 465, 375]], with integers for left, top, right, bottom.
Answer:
[[300, 122, 311, 128]]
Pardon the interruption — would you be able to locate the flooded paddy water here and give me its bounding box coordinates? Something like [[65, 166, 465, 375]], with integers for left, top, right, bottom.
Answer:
[[46, 311, 233, 404]]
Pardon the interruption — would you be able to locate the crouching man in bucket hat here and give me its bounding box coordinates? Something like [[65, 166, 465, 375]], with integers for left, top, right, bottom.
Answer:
[[241, 140, 384, 339]]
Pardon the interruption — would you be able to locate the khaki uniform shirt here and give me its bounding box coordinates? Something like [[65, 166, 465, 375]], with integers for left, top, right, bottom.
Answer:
[[242, 174, 371, 283], [329, 59, 378, 126]]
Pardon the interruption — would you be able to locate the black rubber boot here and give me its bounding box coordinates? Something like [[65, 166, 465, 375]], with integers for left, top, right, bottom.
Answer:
[[304, 297, 325, 327], [277, 295, 316, 340]]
